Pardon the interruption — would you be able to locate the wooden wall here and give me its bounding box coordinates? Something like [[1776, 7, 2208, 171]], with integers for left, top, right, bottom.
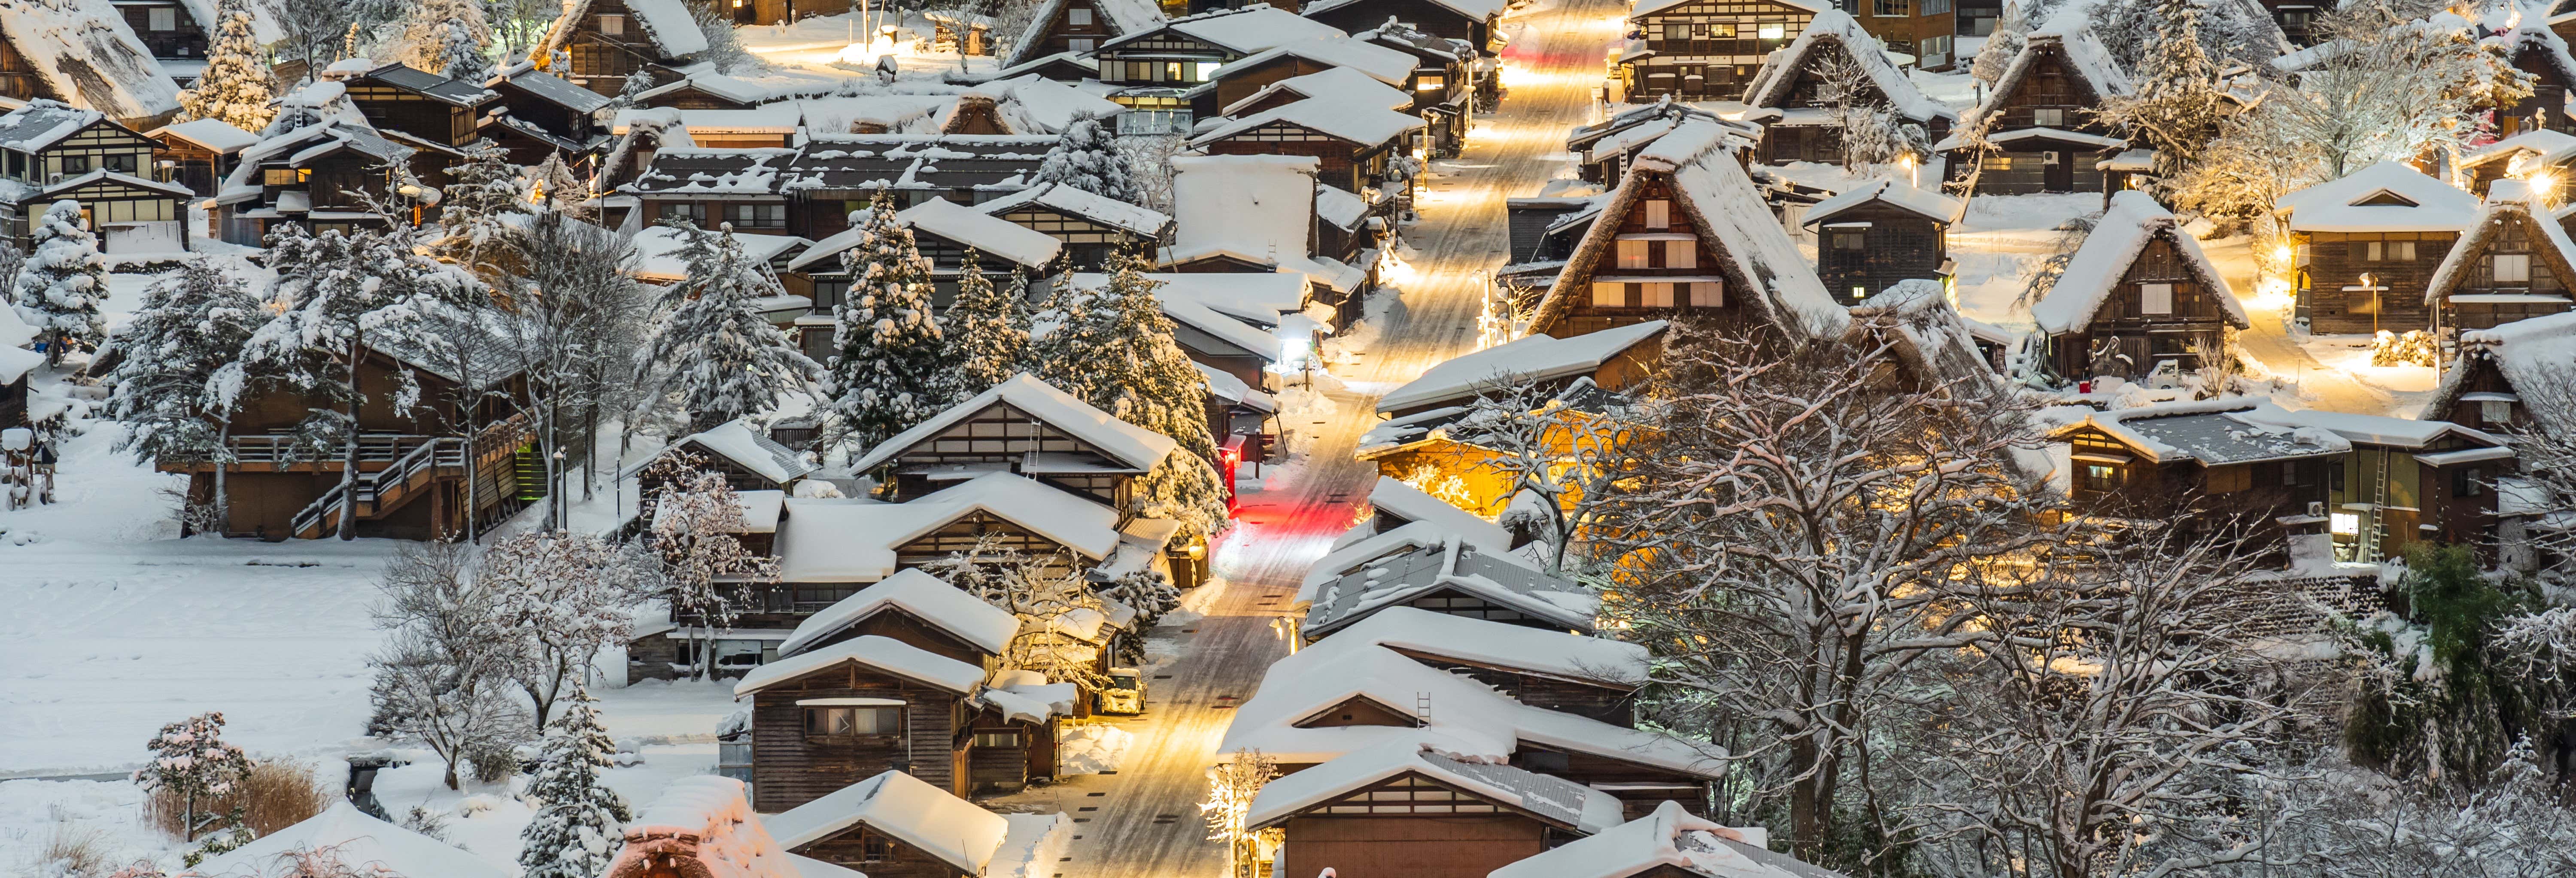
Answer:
[[749, 664, 968, 811], [2297, 230, 2455, 335], [1278, 813, 1547, 878]]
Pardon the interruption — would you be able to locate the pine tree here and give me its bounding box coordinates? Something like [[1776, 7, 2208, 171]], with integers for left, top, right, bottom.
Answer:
[[643, 222, 821, 433], [1033, 112, 1137, 204], [132, 712, 252, 842], [438, 138, 526, 273], [2096, 0, 2224, 181], [944, 253, 1030, 400], [106, 258, 266, 532], [11, 200, 108, 367], [436, 19, 495, 82], [177, 0, 276, 133], [614, 70, 658, 107], [397, 0, 490, 74], [1972, 1, 2031, 86], [517, 686, 630, 878], [530, 152, 589, 217], [826, 192, 952, 453], [1035, 255, 1229, 541]]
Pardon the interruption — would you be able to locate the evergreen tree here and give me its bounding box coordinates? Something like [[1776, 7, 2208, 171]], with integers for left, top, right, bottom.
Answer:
[[944, 253, 1030, 400], [11, 200, 108, 367], [643, 222, 821, 433], [1971, 0, 2032, 86], [436, 19, 495, 82], [517, 686, 630, 878], [826, 192, 952, 453], [106, 259, 266, 531], [438, 138, 527, 274], [1033, 112, 1137, 204], [2095, 0, 2225, 182], [396, 0, 489, 74], [1035, 255, 1229, 541], [530, 152, 589, 217], [176, 0, 276, 133], [614, 70, 658, 108]]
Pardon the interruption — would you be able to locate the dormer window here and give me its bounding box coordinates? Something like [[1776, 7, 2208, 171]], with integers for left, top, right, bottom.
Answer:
[[598, 13, 624, 35]]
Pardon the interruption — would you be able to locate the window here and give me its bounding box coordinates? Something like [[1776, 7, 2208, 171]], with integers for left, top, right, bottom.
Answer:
[[1590, 282, 1628, 307], [661, 202, 706, 224], [2331, 512, 2360, 535], [1759, 23, 1785, 39], [1875, 0, 1905, 16], [974, 730, 1023, 748], [1642, 199, 1670, 229], [1068, 6, 1091, 24], [2139, 283, 2173, 315], [734, 203, 785, 228], [597, 13, 624, 35], [811, 279, 849, 310], [2493, 253, 2531, 283], [1691, 280, 1723, 307], [263, 167, 302, 186], [1068, 37, 1094, 52], [2456, 467, 2486, 497], [1415, 74, 1445, 91], [60, 155, 89, 175], [2031, 108, 2065, 127], [1831, 231, 1865, 250], [1641, 282, 1675, 307], [4, 152, 18, 178], [2484, 400, 2515, 423], [1922, 0, 1951, 13], [2206, 465, 2251, 493], [1665, 23, 1689, 39], [2081, 464, 2120, 491], [804, 706, 900, 737], [149, 6, 175, 30], [103, 153, 135, 174], [1616, 239, 1650, 268], [1665, 240, 1697, 268]]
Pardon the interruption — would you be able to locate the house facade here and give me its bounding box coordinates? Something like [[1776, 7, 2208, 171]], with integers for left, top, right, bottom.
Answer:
[[2277, 161, 2477, 335], [2029, 191, 2249, 382], [0, 101, 188, 252], [1799, 180, 1958, 304], [1940, 27, 2131, 195], [1622, 0, 1821, 101], [2425, 179, 2576, 335]]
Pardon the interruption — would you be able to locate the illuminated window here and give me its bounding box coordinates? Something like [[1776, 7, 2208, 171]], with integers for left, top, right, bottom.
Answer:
[[1665, 240, 1697, 268], [1758, 23, 1784, 39], [1616, 239, 1650, 268], [598, 13, 624, 34], [1643, 198, 1670, 228], [1690, 281, 1723, 307], [1641, 282, 1674, 307], [2330, 512, 2360, 535], [1590, 282, 1627, 306]]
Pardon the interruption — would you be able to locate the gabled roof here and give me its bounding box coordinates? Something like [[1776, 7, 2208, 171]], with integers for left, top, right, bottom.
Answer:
[[1534, 120, 1850, 339], [1222, 65, 1415, 116], [2029, 191, 2249, 334], [2235, 407, 2504, 451], [2274, 161, 2479, 233], [2423, 178, 2576, 306], [1378, 320, 1665, 413], [1350, 475, 1516, 549], [2424, 307, 2576, 431], [777, 568, 1021, 657], [673, 418, 817, 485], [732, 634, 988, 696], [192, 803, 506, 878], [1492, 801, 1845, 878], [1108, 5, 1345, 55], [766, 771, 1012, 875], [1304, 519, 1520, 602], [977, 182, 1174, 237], [1799, 179, 1963, 227], [2458, 128, 2576, 173], [540, 0, 708, 61], [1961, 24, 2131, 133], [1003, 0, 1166, 67], [609, 777, 822, 878], [347, 62, 497, 106], [772, 474, 1129, 582], [1247, 735, 1631, 832], [2047, 399, 2351, 466], [793, 197, 1063, 270], [1331, 605, 1649, 687], [1215, 36, 1419, 87], [1743, 9, 1955, 123], [849, 372, 1178, 474], [146, 116, 258, 153], [1567, 97, 1723, 153], [1188, 96, 1426, 148], [0, 100, 105, 152], [1303, 533, 1597, 636], [0, 0, 180, 123], [1163, 153, 1369, 293], [493, 62, 615, 115]]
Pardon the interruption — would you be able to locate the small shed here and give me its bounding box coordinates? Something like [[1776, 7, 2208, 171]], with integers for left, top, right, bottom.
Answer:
[[1247, 736, 1630, 878], [2029, 190, 2249, 383], [1799, 179, 1961, 305], [733, 635, 991, 809], [144, 116, 255, 196], [2424, 178, 2576, 334]]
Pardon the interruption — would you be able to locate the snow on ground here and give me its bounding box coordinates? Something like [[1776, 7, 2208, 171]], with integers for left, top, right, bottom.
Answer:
[[1054, 723, 1134, 777], [1911, 67, 1981, 111], [1947, 193, 2104, 328], [986, 813, 1072, 878], [736, 11, 1003, 81]]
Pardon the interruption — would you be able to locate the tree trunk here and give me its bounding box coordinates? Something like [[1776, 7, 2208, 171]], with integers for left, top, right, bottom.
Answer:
[[337, 339, 363, 541], [212, 420, 232, 537]]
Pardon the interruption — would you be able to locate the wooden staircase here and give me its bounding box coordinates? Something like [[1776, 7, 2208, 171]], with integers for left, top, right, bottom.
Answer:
[[289, 415, 532, 539]]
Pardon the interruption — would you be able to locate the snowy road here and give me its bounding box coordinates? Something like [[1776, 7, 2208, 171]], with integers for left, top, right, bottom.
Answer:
[[985, 2, 1628, 875]]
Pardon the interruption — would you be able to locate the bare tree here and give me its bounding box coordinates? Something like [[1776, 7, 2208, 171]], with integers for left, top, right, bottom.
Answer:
[[368, 542, 531, 789], [644, 457, 778, 680], [498, 211, 652, 523], [1446, 374, 1643, 574], [926, 535, 1116, 687], [1201, 748, 1281, 878], [485, 532, 642, 728]]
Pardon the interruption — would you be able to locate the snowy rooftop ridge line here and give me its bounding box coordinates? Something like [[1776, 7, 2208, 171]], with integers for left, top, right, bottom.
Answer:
[[764, 770, 1013, 875], [732, 633, 989, 697], [776, 568, 1020, 658], [1378, 320, 1665, 414], [2421, 178, 2576, 307], [1243, 734, 1631, 832], [2273, 161, 2479, 233], [1743, 9, 1955, 123], [847, 373, 1178, 474]]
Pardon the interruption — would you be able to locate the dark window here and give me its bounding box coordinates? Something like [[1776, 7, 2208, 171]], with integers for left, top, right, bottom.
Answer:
[[659, 201, 706, 224], [1522, 750, 1571, 772], [734, 203, 785, 228], [804, 705, 900, 736], [103, 153, 136, 174], [2457, 467, 2485, 497], [811, 279, 849, 310], [60, 155, 89, 174], [973, 730, 1022, 747], [1831, 231, 1865, 250]]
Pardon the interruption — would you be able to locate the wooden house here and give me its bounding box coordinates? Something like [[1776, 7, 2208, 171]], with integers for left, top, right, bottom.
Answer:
[[1621, 0, 1820, 100], [1741, 10, 1957, 165], [1528, 119, 1850, 342], [334, 63, 501, 152], [2029, 191, 2249, 383], [115, 0, 207, 77], [850, 373, 1179, 505], [0, 100, 188, 252], [767, 771, 1063, 876], [1798, 179, 1959, 305], [1249, 741, 1624, 878], [215, 121, 421, 245], [1181, 36, 1417, 124], [1188, 97, 1425, 197], [480, 64, 616, 165], [2454, 129, 2576, 197], [2262, 410, 2513, 564], [2426, 179, 2576, 335], [1300, 536, 1600, 638], [0, 344, 37, 428], [2423, 308, 2576, 437], [1089, 6, 1346, 133], [1489, 801, 1847, 878], [2268, 0, 2321, 47], [1564, 100, 1728, 186], [1304, 0, 1502, 55], [1000, 0, 1166, 70], [1325, 605, 1646, 726], [0, 0, 182, 129], [603, 777, 825, 878], [2275, 161, 2478, 335], [156, 333, 537, 540], [143, 117, 255, 197], [2046, 400, 2342, 549], [642, 418, 819, 494], [785, 197, 1063, 325], [1939, 27, 2132, 195], [2495, 21, 2576, 137], [535, 0, 710, 97], [732, 635, 991, 808], [1163, 154, 1377, 316], [1359, 323, 1663, 515], [775, 569, 1018, 670], [975, 182, 1172, 270]]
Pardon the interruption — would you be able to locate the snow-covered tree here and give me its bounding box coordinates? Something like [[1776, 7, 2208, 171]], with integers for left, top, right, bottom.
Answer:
[[438, 138, 527, 275], [498, 211, 649, 519], [12, 200, 108, 366], [395, 0, 490, 74], [484, 532, 637, 727], [106, 258, 267, 531], [1034, 112, 1137, 204], [924, 535, 1118, 685], [436, 19, 495, 82], [1971, 0, 2037, 85], [826, 192, 952, 453], [1036, 255, 1230, 541], [644, 458, 780, 679], [369, 541, 531, 789], [530, 152, 589, 217], [1201, 749, 1280, 878], [614, 70, 658, 108], [517, 685, 631, 878], [640, 222, 821, 434], [1446, 375, 1641, 574], [688, 0, 762, 73], [132, 712, 252, 842], [2090, 0, 2284, 75], [177, 0, 277, 133], [944, 254, 1030, 400], [2094, 0, 2228, 182], [2341, 545, 2571, 787], [1808, 48, 1921, 171]]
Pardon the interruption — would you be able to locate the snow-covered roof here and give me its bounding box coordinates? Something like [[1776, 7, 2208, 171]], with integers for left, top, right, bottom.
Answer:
[[676, 418, 818, 484], [2458, 128, 2576, 172], [0, 0, 180, 123], [1535, 119, 1850, 340], [910, 471, 1125, 556], [1123, 5, 1345, 55], [2029, 191, 2248, 334], [733, 634, 989, 697], [0, 100, 102, 152], [625, 147, 799, 196], [651, 488, 785, 535], [1219, 36, 1418, 86], [1222, 66, 1414, 117], [1743, 9, 1955, 123], [542, 0, 708, 62], [766, 770, 1011, 875], [1799, 179, 1962, 226], [1304, 519, 1517, 602], [1632, 0, 1822, 16], [1189, 95, 1425, 148], [0, 344, 41, 384], [2236, 407, 2504, 450], [1351, 475, 1513, 547], [1960, 26, 2130, 134], [146, 116, 257, 153], [978, 182, 1173, 237], [1492, 801, 1842, 878], [630, 225, 809, 282], [1303, 532, 1597, 636], [1378, 321, 1665, 413], [849, 373, 1178, 474], [1003, 0, 1165, 67], [776, 568, 1020, 658], [1243, 734, 1634, 832], [2423, 178, 2576, 307], [773, 475, 1125, 582], [2427, 308, 2576, 430], [1330, 605, 1649, 687], [978, 75, 1127, 134], [2049, 399, 2352, 466], [901, 197, 1064, 267], [610, 777, 823, 878], [1163, 153, 1346, 283], [2274, 161, 2479, 233], [191, 803, 506, 878]]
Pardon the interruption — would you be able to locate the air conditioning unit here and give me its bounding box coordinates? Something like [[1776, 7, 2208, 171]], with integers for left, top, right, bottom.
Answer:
[[2308, 501, 2325, 517]]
